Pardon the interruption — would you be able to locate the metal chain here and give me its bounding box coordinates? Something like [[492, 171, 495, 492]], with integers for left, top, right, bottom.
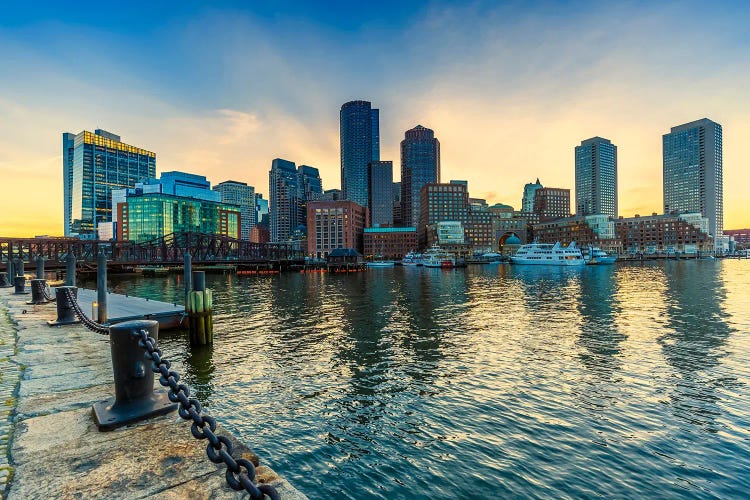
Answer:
[[63, 287, 110, 335], [132, 328, 280, 500], [43, 282, 55, 302]]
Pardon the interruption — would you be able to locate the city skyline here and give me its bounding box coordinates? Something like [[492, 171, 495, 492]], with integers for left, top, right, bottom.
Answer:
[[2, 1, 750, 236]]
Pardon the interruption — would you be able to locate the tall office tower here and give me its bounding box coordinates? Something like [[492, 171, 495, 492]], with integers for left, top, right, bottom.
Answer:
[[297, 165, 323, 226], [269, 158, 299, 243], [401, 125, 440, 228], [255, 194, 269, 226], [62, 129, 155, 238], [213, 181, 256, 240], [663, 118, 723, 237], [533, 187, 571, 221], [575, 137, 618, 217], [521, 178, 543, 213], [368, 161, 394, 227], [340, 100, 379, 207], [392, 182, 402, 226]]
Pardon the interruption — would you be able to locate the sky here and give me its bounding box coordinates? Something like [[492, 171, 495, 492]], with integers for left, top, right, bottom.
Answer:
[[1, 0, 749, 237]]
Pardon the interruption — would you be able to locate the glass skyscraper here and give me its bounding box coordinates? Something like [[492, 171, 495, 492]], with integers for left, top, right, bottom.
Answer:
[[63, 129, 155, 238], [663, 118, 723, 238], [340, 100, 379, 208], [521, 178, 543, 214], [368, 161, 394, 227], [214, 181, 256, 240], [575, 137, 618, 218], [401, 125, 440, 228], [269, 159, 323, 243]]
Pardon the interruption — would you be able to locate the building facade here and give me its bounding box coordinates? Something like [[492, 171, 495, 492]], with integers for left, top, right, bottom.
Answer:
[[249, 224, 270, 244], [307, 200, 367, 256], [213, 181, 256, 240], [63, 129, 155, 238], [521, 178, 543, 213], [363, 227, 417, 260], [340, 100, 379, 207], [533, 215, 622, 254], [615, 213, 713, 255], [575, 137, 618, 217], [368, 161, 394, 227], [419, 182, 493, 252], [663, 118, 723, 238], [269, 159, 322, 243], [533, 187, 571, 221], [401, 125, 440, 228]]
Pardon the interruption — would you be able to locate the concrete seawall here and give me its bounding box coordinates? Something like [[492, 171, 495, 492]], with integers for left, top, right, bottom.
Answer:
[[0, 287, 306, 499]]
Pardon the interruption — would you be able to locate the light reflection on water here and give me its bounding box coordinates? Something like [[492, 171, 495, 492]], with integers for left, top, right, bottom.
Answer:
[[96, 260, 750, 498]]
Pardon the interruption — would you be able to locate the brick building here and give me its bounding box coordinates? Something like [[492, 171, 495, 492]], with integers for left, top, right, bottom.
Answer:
[[307, 200, 367, 256], [363, 227, 417, 260]]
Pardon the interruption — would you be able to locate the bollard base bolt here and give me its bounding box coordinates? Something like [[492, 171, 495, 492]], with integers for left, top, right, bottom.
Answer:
[[92, 389, 177, 431]]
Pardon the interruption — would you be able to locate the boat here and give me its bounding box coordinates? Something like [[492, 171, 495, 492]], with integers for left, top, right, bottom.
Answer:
[[366, 261, 395, 268], [584, 247, 617, 265], [401, 251, 423, 266], [481, 252, 505, 264], [510, 241, 585, 266], [422, 244, 456, 268]]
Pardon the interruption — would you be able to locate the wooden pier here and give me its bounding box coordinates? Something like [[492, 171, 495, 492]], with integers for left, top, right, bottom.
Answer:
[[64, 288, 186, 330]]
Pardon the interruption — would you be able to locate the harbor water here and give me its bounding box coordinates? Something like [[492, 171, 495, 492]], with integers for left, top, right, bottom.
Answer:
[[99, 260, 750, 498]]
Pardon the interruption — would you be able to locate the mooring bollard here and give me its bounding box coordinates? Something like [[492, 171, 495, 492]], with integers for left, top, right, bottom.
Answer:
[[15, 258, 24, 281], [28, 278, 49, 304], [186, 270, 213, 345], [92, 319, 177, 430], [97, 251, 108, 324], [65, 252, 76, 287], [2, 260, 14, 288], [48, 286, 80, 326], [13, 275, 28, 295], [36, 255, 45, 279]]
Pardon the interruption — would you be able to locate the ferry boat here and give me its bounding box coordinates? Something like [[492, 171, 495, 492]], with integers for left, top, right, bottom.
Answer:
[[584, 247, 617, 265], [422, 245, 456, 268], [510, 241, 585, 266], [401, 251, 422, 266]]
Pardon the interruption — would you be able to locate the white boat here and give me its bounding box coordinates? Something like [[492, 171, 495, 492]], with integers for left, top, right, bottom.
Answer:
[[481, 252, 504, 264], [584, 247, 617, 265], [510, 241, 585, 266], [366, 261, 395, 268], [401, 251, 423, 266], [422, 244, 456, 268]]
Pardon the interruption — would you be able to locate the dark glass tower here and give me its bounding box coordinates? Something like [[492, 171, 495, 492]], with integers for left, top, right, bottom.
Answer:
[[340, 100, 380, 208], [575, 137, 618, 218], [368, 161, 394, 227], [400, 125, 440, 228]]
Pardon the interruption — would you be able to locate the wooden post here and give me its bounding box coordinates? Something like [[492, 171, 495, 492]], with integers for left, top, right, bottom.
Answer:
[[187, 271, 213, 345]]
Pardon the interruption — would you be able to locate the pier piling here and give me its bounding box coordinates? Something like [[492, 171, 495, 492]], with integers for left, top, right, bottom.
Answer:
[[48, 286, 80, 326], [36, 254, 45, 279], [65, 252, 76, 286], [187, 270, 213, 345], [97, 251, 108, 324], [13, 275, 27, 294], [28, 278, 49, 304]]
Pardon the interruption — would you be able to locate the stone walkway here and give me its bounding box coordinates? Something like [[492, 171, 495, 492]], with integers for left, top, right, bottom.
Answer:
[[0, 287, 306, 499]]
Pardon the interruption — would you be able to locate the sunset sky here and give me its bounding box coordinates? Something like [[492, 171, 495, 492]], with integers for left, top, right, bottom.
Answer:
[[1, 0, 749, 237]]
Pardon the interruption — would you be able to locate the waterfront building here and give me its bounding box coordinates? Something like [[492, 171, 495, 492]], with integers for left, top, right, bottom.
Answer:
[[494, 217, 530, 250], [319, 189, 343, 201], [489, 203, 515, 218], [249, 224, 270, 244], [363, 227, 417, 260], [663, 118, 723, 239], [401, 125, 440, 228], [575, 137, 618, 217], [269, 159, 322, 243], [368, 161, 394, 227], [533, 215, 622, 254], [255, 194, 269, 227], [614, 213, 713, 255], [533, 187, 571, 221], [296, 165, 323, 229], [63, 129, 156, 238], [213, 181, 255, 240], [724, 229, 750, 248], [307, 200, 367, 256], [340, 100, 379, 207], [419, 182, 493, 252], [522, 178, 543, 213]]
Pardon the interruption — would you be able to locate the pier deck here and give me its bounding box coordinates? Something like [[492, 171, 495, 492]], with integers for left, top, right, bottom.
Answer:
[[64, 288, 186, 330], [0, 287, 306, 499]]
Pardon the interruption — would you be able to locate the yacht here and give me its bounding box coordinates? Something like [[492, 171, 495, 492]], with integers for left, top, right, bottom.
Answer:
[[401, 251, 423, 266], [584, 247, 617, 265], [510, 241, 585, 266], [422, 245, 456, 268]]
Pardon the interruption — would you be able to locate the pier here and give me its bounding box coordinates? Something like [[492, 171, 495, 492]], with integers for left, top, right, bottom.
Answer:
[[68, 288, 186, 330], [0, 286, 306, 499]]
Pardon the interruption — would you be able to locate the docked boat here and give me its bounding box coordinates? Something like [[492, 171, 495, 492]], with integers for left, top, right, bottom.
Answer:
[[401, 251, 423, 266], [422, 245, 456, 268], [510, 241, 585, 266], [366, 261, 395, 268], [584, 247, 617, 265]]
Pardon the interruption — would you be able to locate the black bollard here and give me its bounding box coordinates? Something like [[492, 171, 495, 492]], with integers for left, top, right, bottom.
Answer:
[[97, 252, 108, 324], [65, 253, 76, 287], [15, 258, 24, 281], [2, 260, 13, 288], [36, 255, 45, 279], [92, 320, 177, 431], [14, 275, 28, 294], [48, 286, 80, 326], [28, 279, 49, 304]]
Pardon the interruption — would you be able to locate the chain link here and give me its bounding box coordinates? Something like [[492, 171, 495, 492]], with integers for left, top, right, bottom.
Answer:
[[43, 282, 55, 302], [63, 287, 110, 335], [132, 328, 280, 500]]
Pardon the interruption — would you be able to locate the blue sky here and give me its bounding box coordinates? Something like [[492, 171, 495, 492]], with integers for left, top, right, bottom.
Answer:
[[1, 0, 749, 235]]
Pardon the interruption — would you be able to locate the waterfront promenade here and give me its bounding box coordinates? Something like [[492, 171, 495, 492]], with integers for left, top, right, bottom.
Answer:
[[0, 286, 305, 499]]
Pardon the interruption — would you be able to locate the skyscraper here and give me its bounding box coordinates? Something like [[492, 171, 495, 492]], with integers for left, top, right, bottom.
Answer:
[[63, 129, 156, 238], [521, 179, 543, 213], [663, 118, 723, 238], [368, 161, 394, 227], [269, 158, 298, 243], [213, 181, 256, 240], [575, 137, 618, 217], [401, 125, 440, 228], [297, 165, 323, 225], [340, 100, 379, 207]]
